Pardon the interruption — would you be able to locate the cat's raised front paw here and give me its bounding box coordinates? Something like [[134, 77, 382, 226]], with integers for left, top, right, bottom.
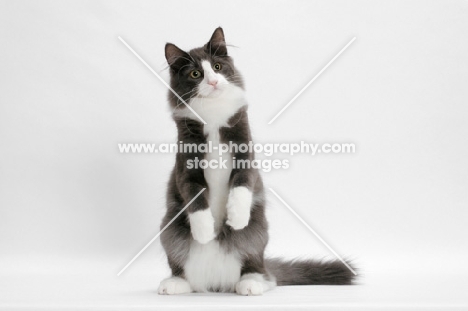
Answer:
[[226, 187, 252, 230], [189, 209, 216, 244], [158, 277, 192, 295]]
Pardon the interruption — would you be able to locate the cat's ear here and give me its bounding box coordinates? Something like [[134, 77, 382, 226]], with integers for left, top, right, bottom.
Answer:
[[206, 27, 227, 56], [165, 43, 190, 70]]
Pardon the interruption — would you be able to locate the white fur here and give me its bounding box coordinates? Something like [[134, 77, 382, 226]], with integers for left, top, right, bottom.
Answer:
[[226, 186, 252, 230], [198, 60, 229, 98], [189, 209, 215, 244], [177, 60, 249, 293], [184, 240, 241, 292], [180, 61, 248, 233], [235, 273, 276, 296], [158, 277, 192, 295], [204, 126, 232, 231], [173, 61, 247, 124]]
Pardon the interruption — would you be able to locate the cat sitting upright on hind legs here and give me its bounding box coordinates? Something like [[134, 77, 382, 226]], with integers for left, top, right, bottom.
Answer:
[[158, 27, 355, 295]]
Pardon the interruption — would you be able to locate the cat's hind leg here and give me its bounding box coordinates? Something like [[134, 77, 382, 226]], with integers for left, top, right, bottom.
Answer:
[[158, 276, 192, 295], [235, 273, 276, 296]]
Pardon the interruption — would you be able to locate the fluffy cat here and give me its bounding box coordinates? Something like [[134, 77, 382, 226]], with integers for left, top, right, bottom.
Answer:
[[158, 27, 355, 295]]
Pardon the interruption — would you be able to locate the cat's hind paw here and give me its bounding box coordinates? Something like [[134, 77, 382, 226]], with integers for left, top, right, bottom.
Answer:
[[235, 279, 264, 296], [158, 277, 192, 295]]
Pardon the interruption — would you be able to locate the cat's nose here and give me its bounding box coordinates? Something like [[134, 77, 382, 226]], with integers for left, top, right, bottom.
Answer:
[[208, 80, 218, 87]]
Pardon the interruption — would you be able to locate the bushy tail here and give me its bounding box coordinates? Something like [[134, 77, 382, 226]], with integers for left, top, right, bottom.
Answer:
[[265, 258, 356, 285]]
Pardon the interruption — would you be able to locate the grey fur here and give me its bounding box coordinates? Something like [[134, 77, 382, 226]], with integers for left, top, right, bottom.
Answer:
[[159, 27, 356, 291], [266, 258, 356, 285]]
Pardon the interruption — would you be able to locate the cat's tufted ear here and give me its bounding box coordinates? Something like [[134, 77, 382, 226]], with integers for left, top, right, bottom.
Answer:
[[206, 27, 227, 56], [165, 43, 191, 70]]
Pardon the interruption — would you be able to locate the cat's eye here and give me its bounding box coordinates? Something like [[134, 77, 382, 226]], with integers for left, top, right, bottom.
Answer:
[[190, 70, 201, 79], [213, 63, 222, 71]]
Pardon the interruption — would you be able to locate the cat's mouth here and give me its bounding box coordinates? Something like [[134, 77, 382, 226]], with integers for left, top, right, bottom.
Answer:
[[198, 84, 224, 98]]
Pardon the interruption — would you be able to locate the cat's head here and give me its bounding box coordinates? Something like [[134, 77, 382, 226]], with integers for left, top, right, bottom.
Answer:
[[165, 27, 244, 109]]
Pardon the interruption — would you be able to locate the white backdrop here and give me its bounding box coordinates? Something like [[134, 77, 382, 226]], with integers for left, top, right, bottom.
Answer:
[[1, 0, 468, 307]]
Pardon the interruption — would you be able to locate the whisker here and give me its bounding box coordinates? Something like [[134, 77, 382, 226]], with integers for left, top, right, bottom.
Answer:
[[171, 89, 198, 113]]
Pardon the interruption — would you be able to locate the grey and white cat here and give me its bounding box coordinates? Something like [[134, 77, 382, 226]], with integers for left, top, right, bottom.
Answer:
[[158, 27, 355, 295]]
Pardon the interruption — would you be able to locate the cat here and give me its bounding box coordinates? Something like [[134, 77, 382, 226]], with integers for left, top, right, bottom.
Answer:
[[158, 27, 355, 295]]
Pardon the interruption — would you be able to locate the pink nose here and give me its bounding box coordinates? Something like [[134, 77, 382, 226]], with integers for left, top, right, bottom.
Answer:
[[208, 80, 218, 86]]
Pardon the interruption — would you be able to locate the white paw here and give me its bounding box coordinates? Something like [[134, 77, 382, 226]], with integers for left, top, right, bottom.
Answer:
[[158, 277, 192, 295], [226, 187, 252, 230], [189, 209, 216, 244], [235, 279, 264, 296]]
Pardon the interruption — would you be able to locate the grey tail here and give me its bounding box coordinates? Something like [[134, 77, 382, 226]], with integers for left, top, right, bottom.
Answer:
[[265, 258, 356, 285]]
